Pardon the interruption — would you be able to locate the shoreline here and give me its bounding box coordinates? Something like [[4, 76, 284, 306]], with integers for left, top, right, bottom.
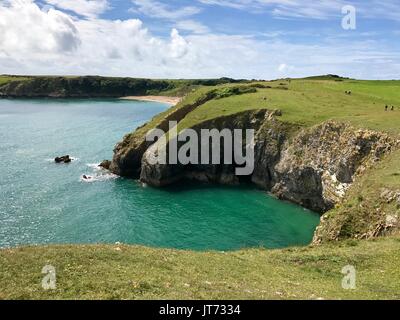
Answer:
[[120, 95, 182, 106]]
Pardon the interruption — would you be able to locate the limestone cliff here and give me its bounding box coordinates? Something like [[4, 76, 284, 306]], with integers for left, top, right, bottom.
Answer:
[[267, 122, 396, 212], [110, 90, 219, 177]]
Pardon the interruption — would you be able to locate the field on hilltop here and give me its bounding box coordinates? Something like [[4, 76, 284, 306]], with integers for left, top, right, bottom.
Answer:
[[175, 78, 400, 134]]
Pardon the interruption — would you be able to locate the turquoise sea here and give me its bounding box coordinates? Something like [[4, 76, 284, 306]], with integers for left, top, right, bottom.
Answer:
[[0, 99, 320, 250]]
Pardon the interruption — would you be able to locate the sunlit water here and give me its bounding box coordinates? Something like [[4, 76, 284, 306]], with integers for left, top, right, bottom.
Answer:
[[0, 99, 320, 250]]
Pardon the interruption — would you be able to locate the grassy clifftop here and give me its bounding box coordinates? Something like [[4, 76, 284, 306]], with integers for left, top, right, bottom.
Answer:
[[1, 236, 399, 299], [176, 78, 400, 133]]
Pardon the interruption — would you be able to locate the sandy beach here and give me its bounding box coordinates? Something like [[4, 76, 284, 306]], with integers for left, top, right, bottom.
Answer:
[[120, 96, 182, 106]]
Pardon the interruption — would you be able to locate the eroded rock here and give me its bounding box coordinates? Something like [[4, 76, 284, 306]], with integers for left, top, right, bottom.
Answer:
[[99, 160, 111, 170]]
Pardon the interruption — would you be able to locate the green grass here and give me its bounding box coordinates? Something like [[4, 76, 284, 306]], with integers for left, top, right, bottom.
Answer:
[[0, 75, 31, 86], [177, 79, 400, 134], [1, 236, 399, 300]]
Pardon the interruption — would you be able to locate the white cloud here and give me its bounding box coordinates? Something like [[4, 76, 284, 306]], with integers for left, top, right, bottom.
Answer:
[[175, 20, 210, 34], [131, 0, 201, 20], [0, 0, 399, 79], [130, 0, 209, 34], [44, 0, 110, 18], [0, 0, 80, 55], [198, 0, 400, 21], [278, 63, 287, 72], [198, 0, 346, 19], [169, 28, 189, 58], [278, 63, 295, 75]]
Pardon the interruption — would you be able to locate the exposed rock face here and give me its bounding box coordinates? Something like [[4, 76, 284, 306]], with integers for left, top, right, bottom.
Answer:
[[140, 109, 269, 187], [99, 160, 111, 170], [262, 122, 396, 212], [110, 135, 150, 177], [111, 108, 397, 213]]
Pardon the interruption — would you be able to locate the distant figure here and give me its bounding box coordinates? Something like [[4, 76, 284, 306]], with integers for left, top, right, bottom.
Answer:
[[385, 105, 388, 111], [263, 97, 267, 101], [391, 106, 395, 111]]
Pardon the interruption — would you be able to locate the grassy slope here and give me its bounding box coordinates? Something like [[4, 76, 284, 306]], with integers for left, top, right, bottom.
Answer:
[[1, 236, 399, 300]]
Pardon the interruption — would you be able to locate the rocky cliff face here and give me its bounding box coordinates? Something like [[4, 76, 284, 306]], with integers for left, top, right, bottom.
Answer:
[[111, 108, 397, 214], [140, 109, 270, 187], [110, 90, 219, 177], [265, 122, 395, 212]]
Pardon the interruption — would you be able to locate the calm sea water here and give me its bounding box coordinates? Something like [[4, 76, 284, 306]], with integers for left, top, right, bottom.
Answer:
[[0, 99, 320, 250]]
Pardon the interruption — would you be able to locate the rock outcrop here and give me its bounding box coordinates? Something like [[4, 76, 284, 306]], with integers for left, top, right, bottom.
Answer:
[[140, 109, 270, 187], [99, 160, 111, 170], [264, 122, 395, 212], [55, 155, 72, 163], [110, 89, 224, 177]]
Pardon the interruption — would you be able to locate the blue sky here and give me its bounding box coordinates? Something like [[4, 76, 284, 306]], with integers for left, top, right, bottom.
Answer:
[[1, 0, 399, 79]]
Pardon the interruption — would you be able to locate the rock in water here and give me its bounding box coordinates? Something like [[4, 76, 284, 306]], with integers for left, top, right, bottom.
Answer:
[[55, 155, 71, 163]]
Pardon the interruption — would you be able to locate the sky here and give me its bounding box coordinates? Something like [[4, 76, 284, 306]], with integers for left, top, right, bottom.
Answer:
[[0, 0, 399, 79]]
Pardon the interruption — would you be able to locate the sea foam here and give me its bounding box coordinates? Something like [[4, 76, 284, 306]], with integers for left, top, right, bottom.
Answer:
[[81, 163, 118, 183]]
